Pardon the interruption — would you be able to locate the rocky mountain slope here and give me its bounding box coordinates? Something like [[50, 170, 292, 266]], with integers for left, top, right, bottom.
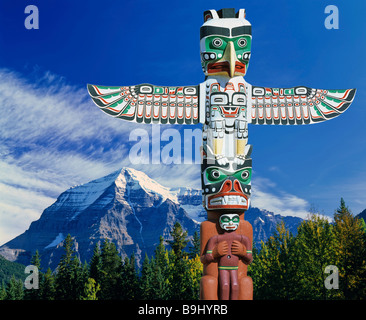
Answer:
[[0, 168, 303, 271]]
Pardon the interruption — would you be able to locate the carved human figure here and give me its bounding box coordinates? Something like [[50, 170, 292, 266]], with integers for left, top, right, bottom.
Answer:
[[201, 213, 252, 300]]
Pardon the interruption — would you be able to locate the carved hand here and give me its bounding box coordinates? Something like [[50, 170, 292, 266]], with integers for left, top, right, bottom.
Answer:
[[213, 241, 228, 258], [231, 240, 246, 257]]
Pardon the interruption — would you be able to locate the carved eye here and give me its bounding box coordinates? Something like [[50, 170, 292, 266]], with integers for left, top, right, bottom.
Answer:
[[220, 216, 230, 223], [206, 168, 227, 184], [212, 38, 223, 48], [211, 169, 221, 179], [241, 171, 250, 180], [242, 52, 251, 60], [238, 38, 247, 47]]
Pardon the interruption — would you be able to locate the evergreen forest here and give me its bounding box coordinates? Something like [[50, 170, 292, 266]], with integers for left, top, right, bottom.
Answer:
[[1, 199, 365, 300]]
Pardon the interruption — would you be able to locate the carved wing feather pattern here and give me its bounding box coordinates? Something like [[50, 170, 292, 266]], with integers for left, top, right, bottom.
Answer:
[[87, 83, 200, 124], [250, 86, 356, 125]]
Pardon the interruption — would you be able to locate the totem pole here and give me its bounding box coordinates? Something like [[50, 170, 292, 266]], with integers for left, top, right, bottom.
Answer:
[[87, 8, 356, 300], [201, 213, 252, 300]]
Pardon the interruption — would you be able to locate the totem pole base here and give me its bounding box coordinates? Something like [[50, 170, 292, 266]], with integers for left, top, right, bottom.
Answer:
[[200, 211, 253, 300]]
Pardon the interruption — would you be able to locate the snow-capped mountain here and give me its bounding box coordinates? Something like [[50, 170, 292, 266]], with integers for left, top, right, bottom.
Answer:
[[0, 167, 302, 270]]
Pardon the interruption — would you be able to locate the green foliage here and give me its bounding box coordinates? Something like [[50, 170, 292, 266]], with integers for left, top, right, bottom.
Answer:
[[89, 243, 102, 284], [294, 214, 338, 299], [0, 255, 26, 285], [5, 275, 24, 300], [249, 221, 298, 299], [39, 268, 55, 300], [54, 234, 88, 300], [120, 254, 139, 299], [98, 239, 122, 299], [81, 278, 100, 300], [188, 231, 200, 259], [0, 281, 6, 300], [333, 198, 366, 299], [251, 199, 366, 300], [167, 222, 189, 259], [139, 254, 154, 299], [1, 201, 365, 300]]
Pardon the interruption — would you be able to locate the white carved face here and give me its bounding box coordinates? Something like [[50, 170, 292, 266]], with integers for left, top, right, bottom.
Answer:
[[219, 213, 240, 231]]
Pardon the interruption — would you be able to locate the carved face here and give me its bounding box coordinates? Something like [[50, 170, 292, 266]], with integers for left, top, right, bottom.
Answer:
[[200, 9, 252, 78], [219, 213, 240, 231], [201, 158, 252, 211]]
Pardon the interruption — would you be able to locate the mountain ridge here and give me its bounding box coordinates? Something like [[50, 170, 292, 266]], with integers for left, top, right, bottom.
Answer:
[[0, 167, 302, 271]]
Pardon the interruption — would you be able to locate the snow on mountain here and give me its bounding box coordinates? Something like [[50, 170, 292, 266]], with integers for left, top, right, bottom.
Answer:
[[0, 167, 201, 270], [0, 167, 303, 270], [44, 232, 65, 249], [117, 168, 179, 204], [59, 170, 121, 220]]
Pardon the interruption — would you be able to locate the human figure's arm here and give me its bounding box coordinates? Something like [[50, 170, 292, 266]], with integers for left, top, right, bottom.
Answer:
[[231, 235, 253, 265], [200, 235, 228, 264]]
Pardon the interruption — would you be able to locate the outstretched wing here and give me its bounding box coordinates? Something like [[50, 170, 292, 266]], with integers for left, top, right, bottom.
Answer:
[[250, 86, 356, 125], [87, 83, 200, 124]]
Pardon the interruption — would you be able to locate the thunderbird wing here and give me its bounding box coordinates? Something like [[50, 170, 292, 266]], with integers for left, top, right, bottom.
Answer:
[[250, 86, 356, 125], [87, 83, 200, 124]]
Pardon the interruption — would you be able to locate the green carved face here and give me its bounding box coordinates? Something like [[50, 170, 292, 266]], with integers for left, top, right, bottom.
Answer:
[[205, 167, 252, 185], [203, 35, 251, 61], [201, 160, 252, 211], [200, 35, 252, 77]]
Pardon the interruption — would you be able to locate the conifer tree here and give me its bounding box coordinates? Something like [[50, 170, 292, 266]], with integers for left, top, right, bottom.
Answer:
[[154, 236, 171, 297], [39, 268, 55, 300], [150, 257, 170, 300], [81, 278, 100, 300], [99, 239, 122, 299], [89, 242, 102, 285], [188, 231, 200, 259], [294, 214, 338, 299], [54, 234, 85, 299], [166, 223, 192, 299], [184, 254, 202, 299], [120, 254, 139, 300], [250, 221, 297, 299], [140, 254, 154, 299], [155, 236, 169, 272], [0, 281, 6, 300], [6, 275, 24, 300], [333, 198, 366, 299], [167, 222, 189, 259], [360, 218, 366, 234]]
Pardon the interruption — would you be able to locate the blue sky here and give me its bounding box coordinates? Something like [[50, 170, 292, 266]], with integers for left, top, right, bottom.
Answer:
[[0, 0, 365, 244]]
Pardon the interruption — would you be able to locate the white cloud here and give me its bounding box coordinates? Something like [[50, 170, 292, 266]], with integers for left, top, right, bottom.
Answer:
[[0, 182, 55, 244], [0, 68, 138, 244], [0, 68, 312, 246], [251, 176, 310, 219]]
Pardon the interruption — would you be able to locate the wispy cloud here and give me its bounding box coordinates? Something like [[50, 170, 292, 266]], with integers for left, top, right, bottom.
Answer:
[[251, 176, 310, 219], [0, 68, 137, 244], [0, 68, 311, 245]]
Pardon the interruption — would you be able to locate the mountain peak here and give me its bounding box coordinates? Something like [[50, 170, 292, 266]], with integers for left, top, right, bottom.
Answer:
[[117, 168, 179, 204], [0, 167, 303, 270], [0, 167, 201, 270]]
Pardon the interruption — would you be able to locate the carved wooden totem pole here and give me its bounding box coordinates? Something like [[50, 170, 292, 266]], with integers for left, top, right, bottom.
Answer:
[[88, 8, 355, 300]]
